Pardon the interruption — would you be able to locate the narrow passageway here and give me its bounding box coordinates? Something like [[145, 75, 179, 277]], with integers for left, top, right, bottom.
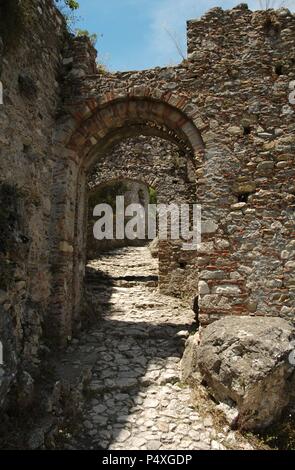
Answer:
[[65, 247, 250, 450]]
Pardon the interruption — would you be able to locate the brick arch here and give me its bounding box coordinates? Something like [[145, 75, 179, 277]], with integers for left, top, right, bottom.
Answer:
[[50, 91, 204, 344], [66, 92, 204, 165], [83, 124, 198, 177]]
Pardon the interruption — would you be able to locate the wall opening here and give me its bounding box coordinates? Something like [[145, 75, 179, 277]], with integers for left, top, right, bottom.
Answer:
[[51, 94, 204, 342]]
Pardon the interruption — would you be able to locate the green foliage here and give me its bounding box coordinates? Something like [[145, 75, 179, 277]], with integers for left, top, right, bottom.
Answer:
[[75, 29, 98, 47], [65, 0, 79, 9], [55, 0, 79, 10], [148, 187, 157, 205]]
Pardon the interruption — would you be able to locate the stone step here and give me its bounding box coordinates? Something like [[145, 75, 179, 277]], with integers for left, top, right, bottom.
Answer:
[[98, 324, 191, 340], [88, 372, 180, 394]]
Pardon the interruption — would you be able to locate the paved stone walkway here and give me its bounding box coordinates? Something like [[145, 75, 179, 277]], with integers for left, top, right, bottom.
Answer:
[[64, 247, 252, 450]]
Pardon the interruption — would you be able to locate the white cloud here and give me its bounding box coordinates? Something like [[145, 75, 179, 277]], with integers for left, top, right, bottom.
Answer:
[[147, 0, 237, 65], [146, 0, 295, 66], [147, 0, 210, 65]]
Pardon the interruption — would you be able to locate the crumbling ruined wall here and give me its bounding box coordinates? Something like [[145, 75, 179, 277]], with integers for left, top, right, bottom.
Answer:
[[0, 0, 67, 408], [185, 6, 295, 324]]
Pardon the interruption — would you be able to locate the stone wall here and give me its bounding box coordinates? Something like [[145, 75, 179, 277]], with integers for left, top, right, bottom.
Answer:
[[0, 0, 67, 408], [185, 6, 295, 323]]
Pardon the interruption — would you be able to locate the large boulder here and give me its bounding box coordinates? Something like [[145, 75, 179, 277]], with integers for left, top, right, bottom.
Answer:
[[181, 316, 295, 430]]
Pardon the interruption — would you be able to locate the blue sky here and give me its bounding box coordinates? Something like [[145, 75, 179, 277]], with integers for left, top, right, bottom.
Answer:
[[74, 1, 293, 71]]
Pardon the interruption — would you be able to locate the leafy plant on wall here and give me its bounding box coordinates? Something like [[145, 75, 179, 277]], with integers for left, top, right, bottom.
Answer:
[[55, 0, 79, 11]]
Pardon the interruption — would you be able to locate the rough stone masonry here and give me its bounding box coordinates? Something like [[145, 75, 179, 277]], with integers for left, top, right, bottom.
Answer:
[[0, 0, 294, 422]]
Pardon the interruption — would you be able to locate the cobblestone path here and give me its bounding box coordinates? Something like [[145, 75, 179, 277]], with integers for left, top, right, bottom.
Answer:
[[65, 247, 252, 450]]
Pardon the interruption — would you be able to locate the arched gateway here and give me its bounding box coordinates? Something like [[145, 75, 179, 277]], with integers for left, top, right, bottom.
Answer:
[[50, 90, 204, 344]]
